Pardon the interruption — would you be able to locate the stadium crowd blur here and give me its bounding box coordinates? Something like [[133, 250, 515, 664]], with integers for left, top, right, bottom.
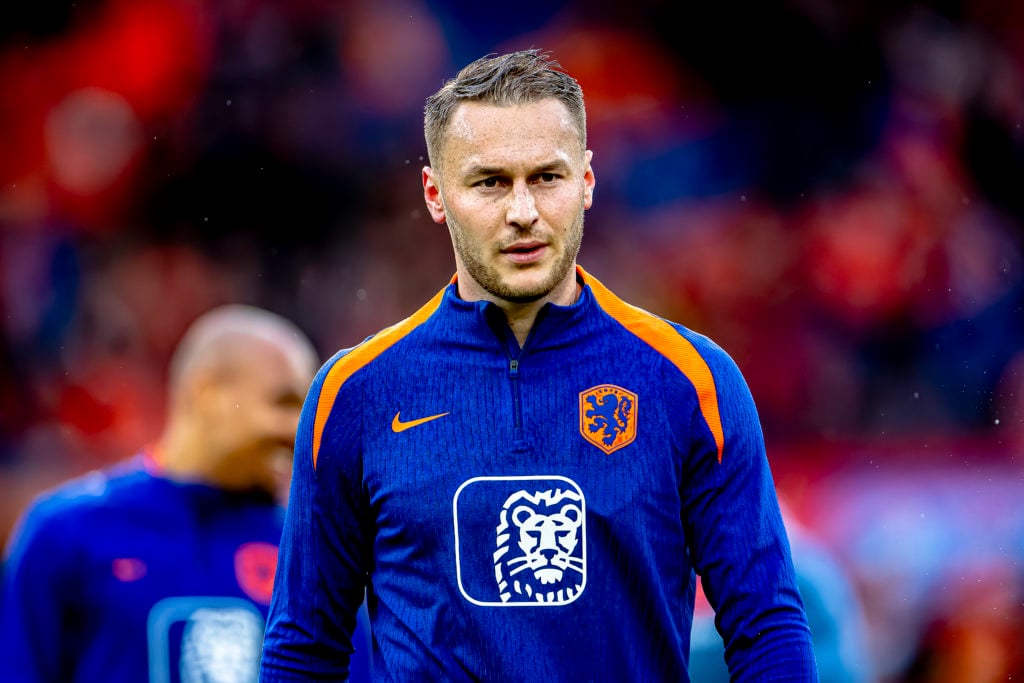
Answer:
[[1, 1, 1023, 680]]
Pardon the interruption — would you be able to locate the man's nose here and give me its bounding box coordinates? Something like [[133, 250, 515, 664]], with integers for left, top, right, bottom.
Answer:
[[506, 182, 538, 229]]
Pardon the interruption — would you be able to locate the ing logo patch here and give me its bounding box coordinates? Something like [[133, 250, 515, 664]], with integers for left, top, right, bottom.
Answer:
[[147, 597, 264, 683], [579, 384, 637, 454], [453, 475, 587, 607]]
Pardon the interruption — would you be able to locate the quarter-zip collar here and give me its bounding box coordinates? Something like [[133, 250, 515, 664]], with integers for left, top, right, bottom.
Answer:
[[439, 266, 601, 356]]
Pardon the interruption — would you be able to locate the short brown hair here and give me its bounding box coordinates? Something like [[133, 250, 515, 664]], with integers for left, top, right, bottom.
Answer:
[[423, 49, 587, 168]]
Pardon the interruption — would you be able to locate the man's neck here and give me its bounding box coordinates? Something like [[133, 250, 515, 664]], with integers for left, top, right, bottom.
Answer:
[[154, 423, 216, 485], [457, 273, 581, 348]]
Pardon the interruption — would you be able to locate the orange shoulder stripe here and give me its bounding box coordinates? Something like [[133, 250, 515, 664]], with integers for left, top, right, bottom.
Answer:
[[311, 283, 449, 469], [580, 267, 725, 463]]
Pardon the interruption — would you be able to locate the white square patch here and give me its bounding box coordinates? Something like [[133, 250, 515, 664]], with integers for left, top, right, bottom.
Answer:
[[453, 475, 586, 606]]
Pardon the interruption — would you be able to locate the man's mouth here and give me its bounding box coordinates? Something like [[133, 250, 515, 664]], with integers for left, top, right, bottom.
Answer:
[[501, 241, 548, 264]]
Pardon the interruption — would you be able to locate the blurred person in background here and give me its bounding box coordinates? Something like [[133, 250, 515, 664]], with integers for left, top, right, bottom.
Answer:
[[0, 305, 321, 682], [689, 501, 875, 683], [261, 49, 817, 681]]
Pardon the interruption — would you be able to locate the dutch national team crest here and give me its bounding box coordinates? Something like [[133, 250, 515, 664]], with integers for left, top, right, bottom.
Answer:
[[234, 542, 278, 606], [579, 384, 638, 454]]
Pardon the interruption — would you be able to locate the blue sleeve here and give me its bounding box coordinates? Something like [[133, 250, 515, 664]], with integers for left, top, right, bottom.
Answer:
[[0, 498, 78, 682], [677, 333, 818, 681], [260, 350, 372, 681], [687, 533, 872, 683]]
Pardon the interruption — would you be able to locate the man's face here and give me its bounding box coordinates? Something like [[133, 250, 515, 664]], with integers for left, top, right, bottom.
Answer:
[[202, 339, 309, 500], [423, 99, 595, 304]]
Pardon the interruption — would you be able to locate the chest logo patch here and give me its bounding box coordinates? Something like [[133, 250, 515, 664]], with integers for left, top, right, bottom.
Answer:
[[453, 475, 586, 607], [580, 384, 638, 454], [148, 597, 264, 682]]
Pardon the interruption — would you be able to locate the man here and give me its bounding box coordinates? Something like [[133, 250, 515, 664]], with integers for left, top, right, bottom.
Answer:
[[261, 50, 818, 680], [0, 305, 319, 682]]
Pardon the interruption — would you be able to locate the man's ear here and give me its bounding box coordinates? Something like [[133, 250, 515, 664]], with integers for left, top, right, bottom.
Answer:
[[182, 367, 226, 421], [582, 150, 595, 210], [422, 167, 447, 224]]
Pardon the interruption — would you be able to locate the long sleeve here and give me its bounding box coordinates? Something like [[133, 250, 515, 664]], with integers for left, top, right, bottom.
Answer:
[[260, 349, 372, 681], [0, 501, 78, 682], [677, 331, 818, 681]]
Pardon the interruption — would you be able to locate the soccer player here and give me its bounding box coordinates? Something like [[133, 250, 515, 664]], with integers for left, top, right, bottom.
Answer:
[[261, 49, 818, 680], [0, 305, 319, 682]]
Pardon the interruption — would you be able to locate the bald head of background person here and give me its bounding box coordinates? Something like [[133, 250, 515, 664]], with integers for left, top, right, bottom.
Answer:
[[156, 304, 319, 501]]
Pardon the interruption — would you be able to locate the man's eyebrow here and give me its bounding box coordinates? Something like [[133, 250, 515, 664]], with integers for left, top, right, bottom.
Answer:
[[464, 159, 571, 177], [464, 164, 504, 177], [532, 159, 572, 173]]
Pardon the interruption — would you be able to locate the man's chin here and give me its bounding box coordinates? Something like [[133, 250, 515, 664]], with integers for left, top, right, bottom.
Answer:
[[486, 268, 561, 303], [498, 287, 549, 304]]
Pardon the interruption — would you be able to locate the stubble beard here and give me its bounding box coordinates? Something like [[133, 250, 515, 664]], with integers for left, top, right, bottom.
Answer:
[[449, 211, 585, 304]]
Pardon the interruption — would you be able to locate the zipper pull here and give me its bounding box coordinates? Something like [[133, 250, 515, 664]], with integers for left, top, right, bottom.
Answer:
[[509, 359, 519, 377]]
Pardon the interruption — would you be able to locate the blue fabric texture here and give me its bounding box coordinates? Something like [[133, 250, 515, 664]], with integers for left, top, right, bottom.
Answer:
[[261, 268, 818, 682], [0, 456, 288, 682]]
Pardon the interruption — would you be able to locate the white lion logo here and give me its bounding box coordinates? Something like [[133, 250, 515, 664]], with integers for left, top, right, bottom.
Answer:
[[179, 607, 263, 683], [494, 488, 585, 604]]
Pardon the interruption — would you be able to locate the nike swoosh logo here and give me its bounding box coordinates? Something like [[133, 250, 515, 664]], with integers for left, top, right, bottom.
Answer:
[[391, 411, 449, 433]]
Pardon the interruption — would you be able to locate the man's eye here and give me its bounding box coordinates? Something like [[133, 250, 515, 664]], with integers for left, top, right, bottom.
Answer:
[[480, 177, 500, 188]]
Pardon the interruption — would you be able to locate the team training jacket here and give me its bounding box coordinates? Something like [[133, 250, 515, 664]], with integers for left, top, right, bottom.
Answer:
[[0, 455, 287, 682], [261, 266, 818, 681]]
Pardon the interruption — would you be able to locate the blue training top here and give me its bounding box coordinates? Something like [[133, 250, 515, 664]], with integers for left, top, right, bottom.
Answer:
[[261, 266, 818, 681], [0, 455, 300, 682]]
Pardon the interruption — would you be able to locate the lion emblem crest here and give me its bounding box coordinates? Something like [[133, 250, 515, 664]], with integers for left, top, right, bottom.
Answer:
[[579, 384, 637, 454], [493, 487, 585, 604]]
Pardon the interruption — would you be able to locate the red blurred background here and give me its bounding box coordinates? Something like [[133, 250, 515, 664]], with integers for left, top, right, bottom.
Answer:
[[2, 1, 1023, 680]]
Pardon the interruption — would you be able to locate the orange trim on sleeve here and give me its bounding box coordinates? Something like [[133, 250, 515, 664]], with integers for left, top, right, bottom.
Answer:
[[311, 283, 450, 469], [579, 267, 726, 463]]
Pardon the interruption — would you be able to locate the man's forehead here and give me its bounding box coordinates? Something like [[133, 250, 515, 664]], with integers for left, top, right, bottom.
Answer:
[[446, 99, 579, 144], [441, 100, 583, 170], [448, 104, 477, 142]]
